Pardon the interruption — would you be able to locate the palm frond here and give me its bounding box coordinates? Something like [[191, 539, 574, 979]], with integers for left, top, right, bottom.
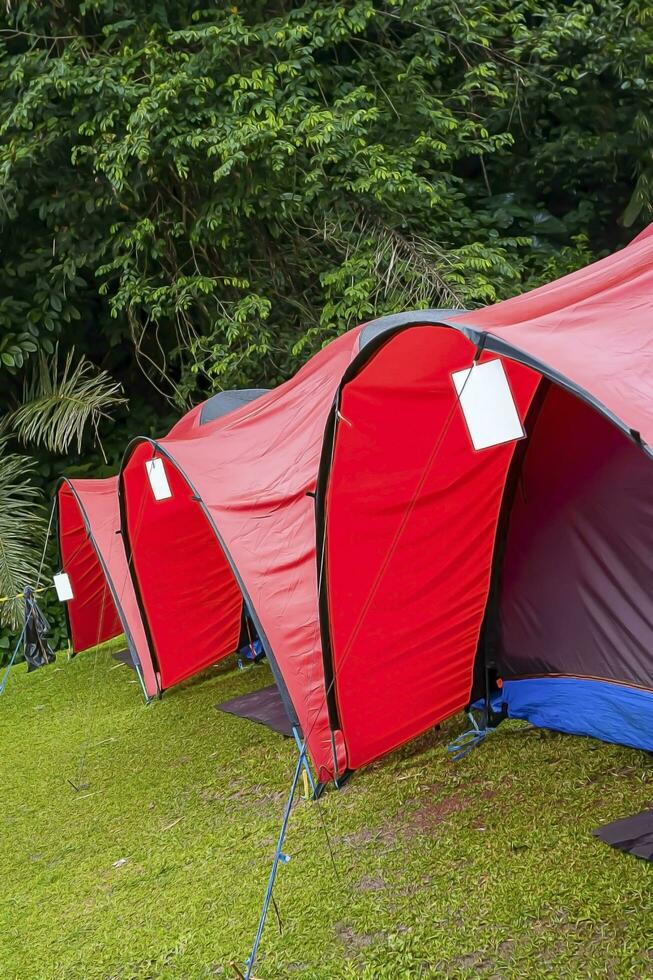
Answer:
[[353, 213, 469, 310], [5, 346, 126, 454], [0, 445, 45, 628], [321, 206, 471, 314]]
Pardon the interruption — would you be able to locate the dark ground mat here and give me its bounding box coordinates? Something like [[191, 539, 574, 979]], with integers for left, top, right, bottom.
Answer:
[[216, 684, 293, 737], [594, 809, 653, 861], [111, 649, 135, 670]]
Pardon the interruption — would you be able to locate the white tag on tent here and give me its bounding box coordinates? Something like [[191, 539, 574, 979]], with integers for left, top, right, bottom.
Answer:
[[452, 358, 524, 451], [146, 457, 172, 501], [53, 572, 74, 602]]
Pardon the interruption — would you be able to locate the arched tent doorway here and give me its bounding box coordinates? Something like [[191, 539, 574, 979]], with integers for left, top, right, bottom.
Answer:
[[319, 323, 653, 773], [319, 327, 541, 771], [118, 387, 272, 694], [119, 441, 245, 691], [496, 383, 653, 749], [57, 477, 159, 699], [56, 389, 271, 700], [318, 227, 653, 777], [117, 329, 370, 780]]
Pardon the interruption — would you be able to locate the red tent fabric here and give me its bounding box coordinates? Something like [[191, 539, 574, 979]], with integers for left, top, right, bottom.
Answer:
[[454, 223, 653, 450], [323, 333, 539, 770], [57, 478, 159, 698], [119, 227, 653, 782], [56, 391, 270, 700], [120, 335, 362, 775], [120, 446, 244, 690]]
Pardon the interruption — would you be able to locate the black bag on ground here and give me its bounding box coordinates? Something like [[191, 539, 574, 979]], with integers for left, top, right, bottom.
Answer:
[[23, 587, 56, 672]]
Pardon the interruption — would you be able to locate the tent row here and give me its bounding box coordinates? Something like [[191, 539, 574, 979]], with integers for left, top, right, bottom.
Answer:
[[58, 226, 653, 785], [57, 387, 270, 700]]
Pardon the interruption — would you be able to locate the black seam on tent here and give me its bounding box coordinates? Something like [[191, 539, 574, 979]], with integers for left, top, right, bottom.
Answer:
[[314, 401, 339, 733], [355, 309, 651, 455], [500, 671, 653, 695], [54, 479, 74, 660], [119, 438, 300, 727], [117, 457, 164, 690], [57, 477, 153, 693], [480, 334, 653, 457]]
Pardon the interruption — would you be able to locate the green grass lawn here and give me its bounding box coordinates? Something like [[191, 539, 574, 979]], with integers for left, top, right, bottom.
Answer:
[[2, 644, 652, 979]]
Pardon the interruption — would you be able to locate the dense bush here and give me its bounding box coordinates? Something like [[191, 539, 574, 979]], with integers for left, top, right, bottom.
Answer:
[[1, 1, 651, 406]]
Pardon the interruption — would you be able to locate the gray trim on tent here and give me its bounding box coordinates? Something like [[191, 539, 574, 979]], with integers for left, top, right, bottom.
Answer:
[[349, 309, 651, 456], [359, 309, 468, 350], [199, 389, 270, 425]]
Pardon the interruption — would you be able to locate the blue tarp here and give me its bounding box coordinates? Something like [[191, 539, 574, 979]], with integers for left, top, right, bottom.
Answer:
[[492, 676, 653, 753]]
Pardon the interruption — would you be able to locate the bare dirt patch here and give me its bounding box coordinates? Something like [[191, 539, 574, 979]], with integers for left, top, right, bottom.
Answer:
[[335, 921, 386, 956], [355, 873, 387, 892], [402, 790, 470, 837], [339, 824, 396, 848]]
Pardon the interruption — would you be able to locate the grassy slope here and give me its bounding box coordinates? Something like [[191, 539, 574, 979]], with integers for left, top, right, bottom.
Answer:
[[1, 646, 652, 979]]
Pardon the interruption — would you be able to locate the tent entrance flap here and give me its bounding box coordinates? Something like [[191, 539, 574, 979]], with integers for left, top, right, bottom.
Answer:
[[324, 326, 540, 772], [57, 482, 122, 653], [500, 383, 653, 690], [121, 443, 244, 691], [496, 383, 653, 743], [57, 477, 160, 699]]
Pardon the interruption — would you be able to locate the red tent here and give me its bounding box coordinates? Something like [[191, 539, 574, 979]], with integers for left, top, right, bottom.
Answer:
[[119, 228, 653, 783], [56, 390, 270, 698], [57, 477, 159, 698]]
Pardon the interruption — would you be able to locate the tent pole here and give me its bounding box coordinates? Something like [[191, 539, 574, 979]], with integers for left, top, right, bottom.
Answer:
[[133, 659, 150, 704], [291, 724, 316, 797]]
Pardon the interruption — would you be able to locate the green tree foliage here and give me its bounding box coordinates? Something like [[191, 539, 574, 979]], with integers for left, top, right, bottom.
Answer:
[[0, 351, 125, 646], [0, 0, 650, 413], [5, 346, 125, 455], [0, 446, 44, 631]]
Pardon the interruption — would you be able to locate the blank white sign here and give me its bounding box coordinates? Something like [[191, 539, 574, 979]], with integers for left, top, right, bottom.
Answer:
[[452, 358, 524, 451], [146, 457, 172, 501], [53, 572, 74, 602]]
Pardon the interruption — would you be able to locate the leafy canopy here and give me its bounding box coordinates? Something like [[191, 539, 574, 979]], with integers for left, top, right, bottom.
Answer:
[[0, 0, 650, 411]]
